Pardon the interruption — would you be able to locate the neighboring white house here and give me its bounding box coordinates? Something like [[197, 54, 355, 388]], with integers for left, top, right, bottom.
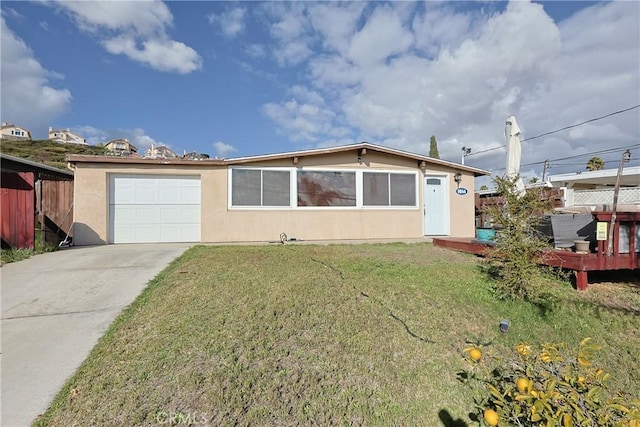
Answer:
[[48, 127, 87, 145], [1, 122, 32, 140], [548, 166, 640, 209], [144, 144, 178, 159], [548, 166, 640, 189]]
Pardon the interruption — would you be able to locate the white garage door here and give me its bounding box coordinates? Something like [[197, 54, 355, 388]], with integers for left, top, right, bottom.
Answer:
[[109, 174, 201, 243]]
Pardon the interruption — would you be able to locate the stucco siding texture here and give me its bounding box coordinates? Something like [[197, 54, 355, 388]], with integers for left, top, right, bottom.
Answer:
[[71, 151, 477, 245]]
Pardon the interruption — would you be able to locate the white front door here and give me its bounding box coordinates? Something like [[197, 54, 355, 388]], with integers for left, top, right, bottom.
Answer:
[[109, 174, 201, 243], [424, 176, 448, 235]]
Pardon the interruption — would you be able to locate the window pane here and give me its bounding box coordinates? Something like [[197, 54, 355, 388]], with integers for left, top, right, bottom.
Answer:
[[363, 172, 389, 206], [390, 174, 416, 206], [232, 169, 261, 206], [263, 170, 290, 206], [297, 171, 356, 206]]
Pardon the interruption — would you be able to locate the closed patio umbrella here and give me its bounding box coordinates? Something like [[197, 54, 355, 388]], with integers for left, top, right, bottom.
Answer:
[[505, 115, 526, 197]]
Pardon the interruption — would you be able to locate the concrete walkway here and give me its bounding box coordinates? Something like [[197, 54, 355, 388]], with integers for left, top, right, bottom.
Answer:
[[1, 244, 189, 427]]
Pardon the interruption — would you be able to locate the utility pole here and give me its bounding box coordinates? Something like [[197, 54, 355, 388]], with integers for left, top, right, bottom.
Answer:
[[607, 149, 632, 257], [541, 160, 550, 181], [461, 146, 471, 165]]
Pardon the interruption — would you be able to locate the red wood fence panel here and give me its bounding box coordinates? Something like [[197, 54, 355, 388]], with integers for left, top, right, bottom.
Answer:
[[35, 180, 74, 245], [1, 172, 35, 249]]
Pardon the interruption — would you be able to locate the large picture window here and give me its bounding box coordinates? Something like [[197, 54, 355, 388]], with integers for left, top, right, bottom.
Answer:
[[297, 171, 356, 206], [231, 169, 290, 206], [229, 168, 417, 209], [363, 172, 416, 206]]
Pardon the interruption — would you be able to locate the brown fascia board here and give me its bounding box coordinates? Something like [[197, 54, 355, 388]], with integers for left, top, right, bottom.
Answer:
[[225, 142, 491, 177], [66, 155, 226, 166]]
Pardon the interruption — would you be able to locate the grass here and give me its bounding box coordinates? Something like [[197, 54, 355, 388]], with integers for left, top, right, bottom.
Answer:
[[0, 139, 105, 170], [35, 243, 640, 426], [1, 230, 58, 265]]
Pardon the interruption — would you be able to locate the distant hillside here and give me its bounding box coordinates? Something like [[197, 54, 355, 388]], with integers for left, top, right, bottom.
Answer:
[[0, 139, 105, 170]]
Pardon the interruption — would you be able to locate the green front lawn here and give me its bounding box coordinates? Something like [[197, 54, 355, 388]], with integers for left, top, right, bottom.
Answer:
[[36, 243, 640, 426]]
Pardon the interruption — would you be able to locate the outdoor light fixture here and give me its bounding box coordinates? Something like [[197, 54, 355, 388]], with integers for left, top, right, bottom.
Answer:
[[461, 146, 471, 165], [357, 148, 366, 164], [454, 172, 462, 184]]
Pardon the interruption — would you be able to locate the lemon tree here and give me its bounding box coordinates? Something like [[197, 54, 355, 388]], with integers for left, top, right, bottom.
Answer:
[[460, 338, 640, 426]]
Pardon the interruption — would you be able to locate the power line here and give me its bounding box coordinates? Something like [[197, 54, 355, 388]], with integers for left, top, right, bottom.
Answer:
[[521, 104, 640, 142], [464, 104, 640, 158], [487, 144, 639, 173], [521, 144, 639, 168]]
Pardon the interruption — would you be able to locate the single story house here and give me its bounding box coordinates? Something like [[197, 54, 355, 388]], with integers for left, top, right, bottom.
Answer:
[[548, 165, 640, 190], [548, 166, 640, 209], [67, 143, 490, 245]]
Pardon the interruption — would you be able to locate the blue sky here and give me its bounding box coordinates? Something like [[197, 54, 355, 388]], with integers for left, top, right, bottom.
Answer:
[[1, 1, 639, 183]]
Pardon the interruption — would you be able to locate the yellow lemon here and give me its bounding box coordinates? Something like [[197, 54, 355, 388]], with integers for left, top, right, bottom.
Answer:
[[516, 377, 529, 393], [469, 348, 482, 361], [483, 408, 499, 426], [516, 343, 532, 357]]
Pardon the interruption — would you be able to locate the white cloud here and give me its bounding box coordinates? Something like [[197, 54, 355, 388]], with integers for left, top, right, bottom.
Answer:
[[102, 36, 201, 74], [412, 6, 474, 57], [265, 3, 313, 66], [307, 2, 365, 56], [347, 6, 414, 66], [235, 59, 277, 82], [50, 0, 201, 74], [0, 16, 71, 136], [245, 43, 266, 59], [71, 125, 108, 144], [255, 0, 639, 184], [213, 141, 238, 158], [208, 7, 246, 38], [262, 97, 351, 143]]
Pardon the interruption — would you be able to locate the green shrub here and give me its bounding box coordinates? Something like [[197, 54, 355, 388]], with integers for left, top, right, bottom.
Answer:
[[460, 339, 640, 426], [482, 175, 557, 301]]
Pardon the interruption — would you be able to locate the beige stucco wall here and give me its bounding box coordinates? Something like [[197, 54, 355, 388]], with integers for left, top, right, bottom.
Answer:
[[71, 150, 478, 245]]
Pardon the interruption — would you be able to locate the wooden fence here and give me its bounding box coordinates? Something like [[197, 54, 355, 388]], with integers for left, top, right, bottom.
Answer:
[[1, 172, 36, 248], [475, 188, 564, 226], [35, 180, 74, 245]]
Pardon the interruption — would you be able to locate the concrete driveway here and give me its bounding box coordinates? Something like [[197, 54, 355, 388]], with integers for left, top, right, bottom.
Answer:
[[1, 244, 190, 427]]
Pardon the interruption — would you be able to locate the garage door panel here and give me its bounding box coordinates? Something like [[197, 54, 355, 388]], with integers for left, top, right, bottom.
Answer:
[[158, 188, 180, 204], [158, 206, 200, 223], [111, 187, 134, 204], [109, 174, 201, 243], [136, 187, 159, 204], [134, 206, 161, 223]]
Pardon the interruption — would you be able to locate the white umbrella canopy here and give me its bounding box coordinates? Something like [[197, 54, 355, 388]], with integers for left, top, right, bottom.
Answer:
[[505, 115, 526, 197]]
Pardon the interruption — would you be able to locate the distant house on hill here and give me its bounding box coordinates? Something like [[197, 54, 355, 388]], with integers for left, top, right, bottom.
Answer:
[[1, 122, 32, 140], [182, 151, 210, 160], [105, 138, 138, 156], [48, 127, 87, 145], [144, 144, 178, 159]]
